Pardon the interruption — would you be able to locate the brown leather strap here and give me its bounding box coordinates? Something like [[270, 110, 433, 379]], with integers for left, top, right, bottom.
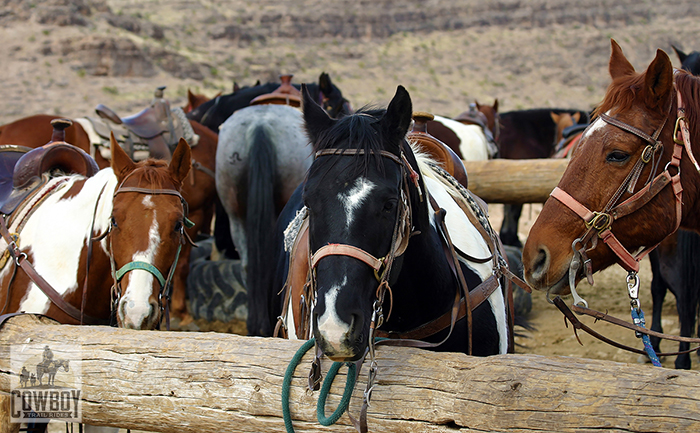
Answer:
[[310, 243, 383, 272], [554, 297, 700, 357], [0, 216, 108, 325], [571, 302, 700, 344], [375, 274, 499, 340]]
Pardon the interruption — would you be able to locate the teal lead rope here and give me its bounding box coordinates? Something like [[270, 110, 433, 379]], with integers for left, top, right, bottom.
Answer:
[[282, 338, 358, 433]]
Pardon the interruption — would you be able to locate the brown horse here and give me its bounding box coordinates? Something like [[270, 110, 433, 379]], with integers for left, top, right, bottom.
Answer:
[[184, 89, 221, 113], [0, 114, 109, 167], [523, 40, 700, 299], [0, 135, 192, 329], [0, 114, 218, 320]]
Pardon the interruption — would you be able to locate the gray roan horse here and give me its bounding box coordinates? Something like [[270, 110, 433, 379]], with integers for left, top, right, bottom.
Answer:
[[216, 104, 311, 336]]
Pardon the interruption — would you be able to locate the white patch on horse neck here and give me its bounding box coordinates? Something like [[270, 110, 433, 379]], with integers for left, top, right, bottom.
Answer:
[[15, 172, 115, 315], [118, 211, 160, 328], [487, 288, 509, 354], [432, 115, 490, 161], [339, 178, 376, 230], [317, 277, 351, 350]]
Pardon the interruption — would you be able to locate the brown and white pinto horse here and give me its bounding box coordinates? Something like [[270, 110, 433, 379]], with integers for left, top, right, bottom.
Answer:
[[426, 100, 500, 160], [0, 114, 217, 320], [0, 135, 192, 329], [523, 40, 700, 300]]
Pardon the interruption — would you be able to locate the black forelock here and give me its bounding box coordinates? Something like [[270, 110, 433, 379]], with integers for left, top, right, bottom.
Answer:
[[309, 105, 394, 179]]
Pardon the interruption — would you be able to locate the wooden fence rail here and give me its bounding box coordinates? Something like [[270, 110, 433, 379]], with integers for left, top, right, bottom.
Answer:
[[463, 158, 568, 203], [1, 314, 698, 432]]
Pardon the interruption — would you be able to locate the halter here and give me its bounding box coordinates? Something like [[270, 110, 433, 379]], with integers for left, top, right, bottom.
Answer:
[[310, 147, 415, 313], [98, 171, 195, 329], [549, 84, 694, 308]]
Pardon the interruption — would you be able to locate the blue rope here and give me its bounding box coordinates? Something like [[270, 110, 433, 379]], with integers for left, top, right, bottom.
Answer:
[[631, 308, 662, 367]]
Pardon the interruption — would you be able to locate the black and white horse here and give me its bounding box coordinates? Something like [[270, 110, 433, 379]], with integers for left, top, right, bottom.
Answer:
[[271, 85, 509, 361]]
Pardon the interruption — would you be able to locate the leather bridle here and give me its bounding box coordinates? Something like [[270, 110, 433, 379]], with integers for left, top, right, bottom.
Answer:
[[549, 83, 695, 308], [97, 172, 196, 329], [310, 147, 415, 328]]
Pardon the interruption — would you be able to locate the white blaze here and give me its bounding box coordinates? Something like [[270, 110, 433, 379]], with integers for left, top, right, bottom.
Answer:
[[338, 178, 375, 230], [316, 276, 350, 350], [118, 209, 160, 328]]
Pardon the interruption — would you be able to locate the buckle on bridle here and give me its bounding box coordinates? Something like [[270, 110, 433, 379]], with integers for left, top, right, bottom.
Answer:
[[373, 256, 387, 282], [673, 116, 687, 145], [641, 144, 655, 164], [586, 212, 612, 232]]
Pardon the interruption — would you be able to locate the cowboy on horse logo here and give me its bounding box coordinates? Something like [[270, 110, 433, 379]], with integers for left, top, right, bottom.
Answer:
[[10, 343, 82, 423]]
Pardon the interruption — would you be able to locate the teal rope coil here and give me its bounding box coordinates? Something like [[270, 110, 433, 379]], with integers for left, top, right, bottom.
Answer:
[[316, 361, 357, 426], [282, 338, 359, 433], [282, 338, 315, 433]]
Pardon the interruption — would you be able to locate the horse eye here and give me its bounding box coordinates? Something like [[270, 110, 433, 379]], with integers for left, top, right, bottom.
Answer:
[[606, 150, 630, 163], [383, 200, 397, 212], [110, 217, 118, 228], [174, 221, 183, 232]]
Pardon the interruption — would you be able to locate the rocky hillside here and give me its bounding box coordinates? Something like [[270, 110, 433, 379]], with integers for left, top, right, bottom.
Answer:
[[1, 0, 700, 123]]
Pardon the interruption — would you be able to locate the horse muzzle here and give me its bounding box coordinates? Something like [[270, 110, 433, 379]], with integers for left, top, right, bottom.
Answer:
[[313, 312, 367, 362]]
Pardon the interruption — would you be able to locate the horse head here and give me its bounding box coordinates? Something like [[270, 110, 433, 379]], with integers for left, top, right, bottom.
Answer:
[[550, 111, 580, 146], [109, 133, 192, 329], [523, 39, 700, 296], [315, 72, 353, 118], [302, 85, 414, 361], [672, 44, 700, 76], [476, 99, 500, 140]]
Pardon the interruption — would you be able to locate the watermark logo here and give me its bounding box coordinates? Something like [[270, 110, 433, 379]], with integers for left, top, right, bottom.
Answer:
[[10, 343, 82, 423]]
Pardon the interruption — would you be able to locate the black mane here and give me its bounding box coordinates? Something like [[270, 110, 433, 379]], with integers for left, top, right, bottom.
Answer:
[[309, 106, 393, 179]]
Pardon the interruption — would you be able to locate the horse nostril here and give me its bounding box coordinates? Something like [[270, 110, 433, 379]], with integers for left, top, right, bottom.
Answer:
[[531, 247, 549, 277], [148, 301, 160, 327]]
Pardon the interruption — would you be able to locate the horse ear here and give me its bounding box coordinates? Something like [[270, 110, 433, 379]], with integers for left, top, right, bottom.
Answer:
[[643, 48, 674, 110], [381, 85, 413, 145], [493, 98, 499, 112], [169, 138, 192, 185], [318, 72, 332, 94], [302, 83, 335, 147], [550, 112, 561, 124], [672, 44, 688, 64], [233, 81, 240, 92], [609, 39, 636, 79], [110, 132, 136, 182], [255, 79, 261, 87], [187, 89, 195, 107]]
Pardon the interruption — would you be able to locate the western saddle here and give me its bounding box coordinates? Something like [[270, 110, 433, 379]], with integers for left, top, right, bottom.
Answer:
[[0, 118, 99, 215], [80, 86, 197, 162], [249, 74, 302, 108]]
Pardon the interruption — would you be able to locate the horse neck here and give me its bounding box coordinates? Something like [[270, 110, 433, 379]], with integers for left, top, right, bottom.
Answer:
[[385, 156, 457, 329]]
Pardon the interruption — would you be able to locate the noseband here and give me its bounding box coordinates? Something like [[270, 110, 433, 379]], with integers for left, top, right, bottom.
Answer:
[[550, 84, 695, 307], [309, 148, 416, 315], [98, 173, 195, 328]]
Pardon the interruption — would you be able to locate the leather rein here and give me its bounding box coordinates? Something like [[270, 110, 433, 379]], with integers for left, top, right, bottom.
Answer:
[[548, 82, 700, 354]]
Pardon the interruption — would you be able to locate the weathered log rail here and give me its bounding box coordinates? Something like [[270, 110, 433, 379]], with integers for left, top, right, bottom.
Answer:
[[463, 158, 568, 203], [1, 314, 698, 432]]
